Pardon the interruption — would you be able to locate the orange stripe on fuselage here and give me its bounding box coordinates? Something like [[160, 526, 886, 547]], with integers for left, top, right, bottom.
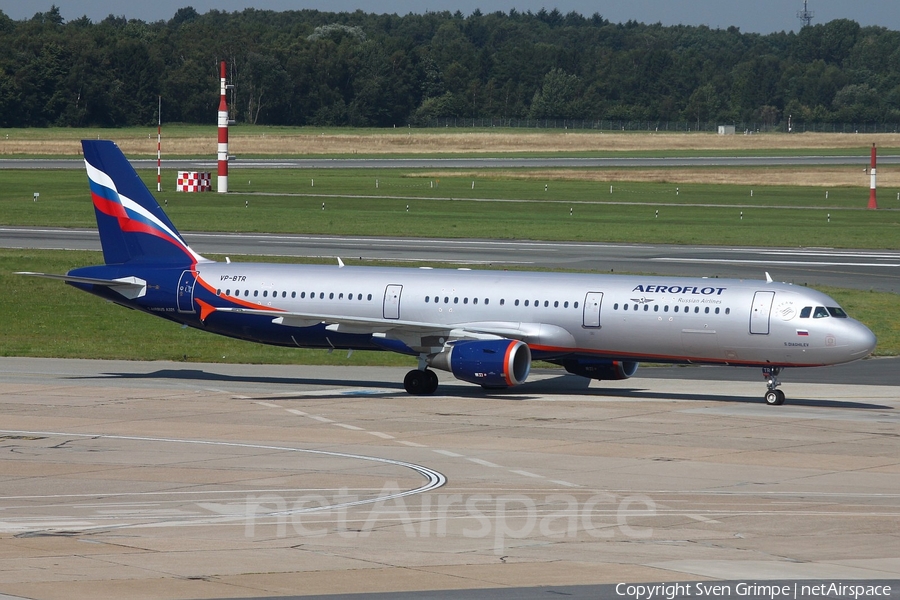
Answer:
[[194, 273, 287, 312]]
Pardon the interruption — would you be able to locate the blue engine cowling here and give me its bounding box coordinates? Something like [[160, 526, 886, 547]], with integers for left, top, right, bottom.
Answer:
[[430, 339, 531, 388], [560, 358, 639, 380]]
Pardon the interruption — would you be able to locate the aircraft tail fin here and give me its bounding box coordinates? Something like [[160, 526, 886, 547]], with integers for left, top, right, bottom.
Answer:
[[82, 139, 205, 266]]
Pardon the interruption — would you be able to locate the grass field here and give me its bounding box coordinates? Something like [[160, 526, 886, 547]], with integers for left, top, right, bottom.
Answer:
[[2, 249, 896, 361], [3, 168, 898, 249], [2, 125, 900, 157]]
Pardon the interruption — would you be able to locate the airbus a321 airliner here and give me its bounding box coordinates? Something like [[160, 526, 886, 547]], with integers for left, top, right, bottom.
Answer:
[[21, 140, 877, 405]]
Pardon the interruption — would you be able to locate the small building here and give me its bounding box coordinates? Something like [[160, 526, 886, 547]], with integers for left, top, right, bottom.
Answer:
[[717, 125, 736, 135]]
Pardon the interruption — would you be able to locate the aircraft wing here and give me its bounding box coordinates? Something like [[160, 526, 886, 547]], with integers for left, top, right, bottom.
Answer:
[[17, 272, 147, 299], [215, 306, 449, 334], [213, 307, 576, 350]]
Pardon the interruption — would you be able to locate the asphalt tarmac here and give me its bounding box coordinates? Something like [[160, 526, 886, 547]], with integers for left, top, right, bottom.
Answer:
[[0, 357, 898, 600]]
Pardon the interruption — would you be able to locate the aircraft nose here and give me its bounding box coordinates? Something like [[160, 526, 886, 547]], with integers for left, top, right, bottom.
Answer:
[[849, 321, 877, 358]]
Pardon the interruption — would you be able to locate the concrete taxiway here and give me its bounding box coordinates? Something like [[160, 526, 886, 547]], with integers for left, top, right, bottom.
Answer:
[[0, 357, 898, 599]]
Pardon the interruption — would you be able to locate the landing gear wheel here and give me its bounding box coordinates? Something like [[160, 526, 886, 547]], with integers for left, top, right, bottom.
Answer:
[[425, 369, 439, 394], [765, 389, 786, 406], [404, 369, 437, 395], [762, 366, 786, 406]]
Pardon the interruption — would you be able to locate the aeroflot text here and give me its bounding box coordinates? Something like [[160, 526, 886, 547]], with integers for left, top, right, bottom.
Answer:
[[615, 582, 892, 600], [632, 285, 726, 295]]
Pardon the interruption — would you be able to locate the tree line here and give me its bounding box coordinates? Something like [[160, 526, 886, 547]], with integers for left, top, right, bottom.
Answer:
[[2, 5, 899, 128]]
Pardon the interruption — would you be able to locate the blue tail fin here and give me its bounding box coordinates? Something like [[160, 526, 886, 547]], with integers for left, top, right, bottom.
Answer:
[[82, 140, 204, 265]]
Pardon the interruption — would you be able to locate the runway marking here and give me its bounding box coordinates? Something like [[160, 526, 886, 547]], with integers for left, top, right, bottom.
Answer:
[[652, 257, 900, 268], [686, 514, 722, 524], [0, 429, 446, 533], [255, 400, 566, 485], [510, 469, 544, 479], [255, 401, 282, 408], [467, 458, 501, 468], [550, 480, 580, 488], [433, 449, 464, 457]]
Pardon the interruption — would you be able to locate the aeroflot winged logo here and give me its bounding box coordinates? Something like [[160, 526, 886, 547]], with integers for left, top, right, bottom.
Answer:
[[85, 159, 202, 264], [632, 284, 727, 295]]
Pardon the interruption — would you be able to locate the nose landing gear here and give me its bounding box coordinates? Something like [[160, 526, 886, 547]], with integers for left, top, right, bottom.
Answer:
[[762, 366, 785, 405]]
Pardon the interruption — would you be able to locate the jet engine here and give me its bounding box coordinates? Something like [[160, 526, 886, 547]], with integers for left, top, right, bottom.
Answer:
[[560, 358, 639, 380], [430, 339, 531, 388]]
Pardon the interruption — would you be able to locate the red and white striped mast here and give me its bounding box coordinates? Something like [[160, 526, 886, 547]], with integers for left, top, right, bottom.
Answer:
[[217, 61, 229, 193], [868, 143, 878, 210]]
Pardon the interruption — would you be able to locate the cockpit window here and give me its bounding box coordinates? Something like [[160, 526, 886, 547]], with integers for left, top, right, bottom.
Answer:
[[827, 306, 848, 318], [813, 306, 829, 318], [799, 306, 812, 318]]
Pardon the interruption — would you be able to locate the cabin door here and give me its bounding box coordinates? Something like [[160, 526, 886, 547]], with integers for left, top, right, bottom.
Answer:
[[583, 292, 604, 328], [749, 291, 775, 335], [383, 284, 403, 319], [177, 270, 197, 313]]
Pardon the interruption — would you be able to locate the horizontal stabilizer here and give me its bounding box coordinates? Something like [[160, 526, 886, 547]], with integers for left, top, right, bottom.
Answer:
[[17, 272, 147, 299]]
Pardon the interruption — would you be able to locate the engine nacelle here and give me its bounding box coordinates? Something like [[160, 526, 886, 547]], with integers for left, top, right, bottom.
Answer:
[[561, 358, 639, 381], [430, 339, 531, 388]]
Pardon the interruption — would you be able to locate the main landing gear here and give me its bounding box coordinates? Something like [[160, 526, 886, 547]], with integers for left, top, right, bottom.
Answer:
[[762, 366, 785, 406], [404, 369, 439, 395]]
